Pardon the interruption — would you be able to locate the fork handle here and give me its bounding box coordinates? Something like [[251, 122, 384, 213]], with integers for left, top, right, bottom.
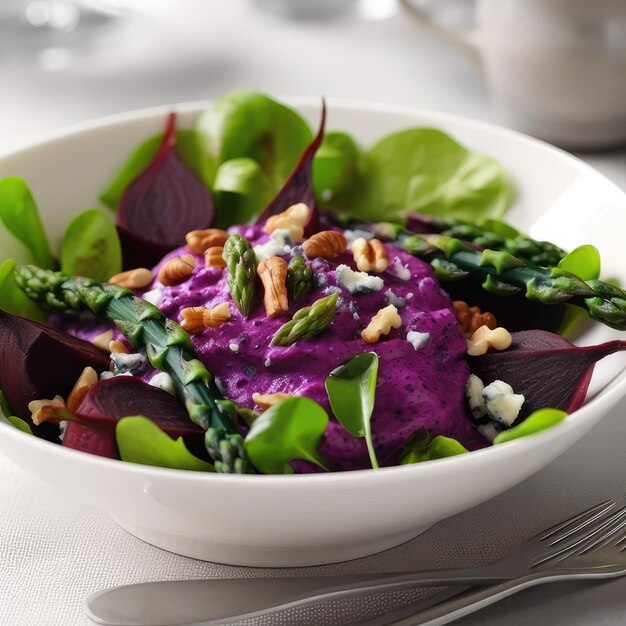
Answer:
[[390, 571, 592, 626]]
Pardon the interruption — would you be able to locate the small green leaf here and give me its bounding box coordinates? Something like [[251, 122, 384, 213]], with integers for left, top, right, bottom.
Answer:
[[0, 391, 32, 434], [556, 245, 601, 281], [494, 408, 567, 444], [61, 209, 122, 281], [0, 177, 56, 269], [213, 157, 274, 227], [313, 131, 361, 207], [325, 353, 380, 469], [195, 90, 313, 190], [479, 218, 520, 240], [349, 128, 514, 223], [116, 416, 214, 471], [0, 259, 47, 322], [99, 129, 210, 210], [244, 397, 329, 474], [399, 433, 468, 464]]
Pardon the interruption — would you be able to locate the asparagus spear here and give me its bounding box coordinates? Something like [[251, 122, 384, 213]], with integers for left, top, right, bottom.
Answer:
[[287, 255, 313, 300], [15, 265, 252, 473], [371, 223, 626, 331], [222, 234, 259, 318], [271, 293, 338, 346], [403, 213, 566, 267]]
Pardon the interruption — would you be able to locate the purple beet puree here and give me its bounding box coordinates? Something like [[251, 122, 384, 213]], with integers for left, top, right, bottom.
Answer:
[[141, 225, 486, 471]]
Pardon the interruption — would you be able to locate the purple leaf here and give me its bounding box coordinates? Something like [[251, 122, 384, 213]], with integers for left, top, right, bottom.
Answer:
[[63, 377, 204, 459], [256, 99, 326, 235], [0, 311, 109, 433], [470, 330, 626, 417], [117, 112, 215, 269]]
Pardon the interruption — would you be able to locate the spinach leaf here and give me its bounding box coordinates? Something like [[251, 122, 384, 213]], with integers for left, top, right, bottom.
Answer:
[[244, 396, 328, 474], [116, 416, 214, 471], [0, 177, 56, 269], [325, 352, 380, 469], [0, 259, 47, 322], [100, 129, 209, 210], [399, 431, 468, 464], [195, 90, 313, 191], [313, 131, 361, 208], [60, 209, 122, 281], [556, 245, 601, 281], [494, 408, 567, 444], [349, 128, 513, 223], [213, 158, 274, 227], [0, 391, 32, 434]]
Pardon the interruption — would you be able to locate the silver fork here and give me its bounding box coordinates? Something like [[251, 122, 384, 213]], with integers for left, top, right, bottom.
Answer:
[[372, 498, 626, 626], [85, 500, 626, 626]]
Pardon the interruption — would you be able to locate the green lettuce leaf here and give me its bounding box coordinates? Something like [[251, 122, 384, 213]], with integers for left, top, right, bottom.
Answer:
[[349, 128, 513, 222], [494, 408, 567, 444], [61, 209, 122, 281], [0, 391, 32, 434], [325, 352, 380, 469], [0, 177, 56, 269], [399, 431, 468, 464], [244, 396, 328, 474], [0, 259, 47, 322], [116, 416, 213, 471], [195, 90, 313, 190]]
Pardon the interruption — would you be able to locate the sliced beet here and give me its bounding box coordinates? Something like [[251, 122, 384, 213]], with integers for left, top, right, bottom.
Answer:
[[0, 311, 110, 438], [255, 99, 326, 235], [63, 377, 203, 459], [117, 112, 214, 269], [470, 330, 626, 418]]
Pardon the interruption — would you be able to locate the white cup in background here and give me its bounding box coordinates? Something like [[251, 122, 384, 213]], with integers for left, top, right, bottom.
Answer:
[[400, 0, 626, 150]]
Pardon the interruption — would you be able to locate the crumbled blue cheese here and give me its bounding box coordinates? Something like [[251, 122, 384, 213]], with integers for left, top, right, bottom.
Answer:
[[149, 372, 176, 396], [406, 331, 430, 351], [142, 287, 163, 306], [344, 229, 374, 245], [254, 228, 293, 262], [229, 343, 240, 353], [478, 422, 500, 443], [111, 352, 146, 375], [335, 264, 384, 294], [482, 380, 525, 427], [385, 288, 406, 309], [100, 371, 115, 381], [264, 357, 272, 368], [387, 257, 411, 281], [406, 292, 414, 300], [466, 374, 487, 419]]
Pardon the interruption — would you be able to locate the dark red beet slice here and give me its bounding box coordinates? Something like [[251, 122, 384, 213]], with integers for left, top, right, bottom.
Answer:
[[117, 112, 214, 269], [63, 377, 203, 459], [255, 99, 326, 235], [470, 330, 626, 418], [0, 311, 110, 439]]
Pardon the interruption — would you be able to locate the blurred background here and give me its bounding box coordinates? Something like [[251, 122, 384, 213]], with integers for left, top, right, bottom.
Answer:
[[0, 0, 624, 187]]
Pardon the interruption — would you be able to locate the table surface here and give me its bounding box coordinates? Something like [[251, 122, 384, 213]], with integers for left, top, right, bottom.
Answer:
[[1, 2, 625, 625]]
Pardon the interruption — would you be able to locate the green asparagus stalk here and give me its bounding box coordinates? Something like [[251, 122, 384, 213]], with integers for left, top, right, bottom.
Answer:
[[15, 265, 252, 473], [222, 234, 259, 318], [372, 223, 626, 331], [287, 255, 313, 300], [271, 292, 339, 346]]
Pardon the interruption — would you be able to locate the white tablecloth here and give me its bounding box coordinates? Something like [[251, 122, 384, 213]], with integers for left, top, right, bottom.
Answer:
[[1, 2, 625, 624]]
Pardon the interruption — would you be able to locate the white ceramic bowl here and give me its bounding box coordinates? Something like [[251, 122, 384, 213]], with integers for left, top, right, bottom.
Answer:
[[1, 100, 625, 567]]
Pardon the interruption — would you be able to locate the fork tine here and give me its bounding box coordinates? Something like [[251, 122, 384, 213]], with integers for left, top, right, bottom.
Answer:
[[531, 506, 626, 568], [540, 500, 615, 543], [546, 501, 617, 546], [577, 512, 626, 555]]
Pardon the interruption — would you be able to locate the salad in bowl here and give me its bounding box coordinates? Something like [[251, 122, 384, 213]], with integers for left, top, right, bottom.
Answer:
[[0, 90, 625, 479]]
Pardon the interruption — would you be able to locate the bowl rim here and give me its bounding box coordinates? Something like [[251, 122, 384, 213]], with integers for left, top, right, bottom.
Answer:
[[1, 97, 625, 484]]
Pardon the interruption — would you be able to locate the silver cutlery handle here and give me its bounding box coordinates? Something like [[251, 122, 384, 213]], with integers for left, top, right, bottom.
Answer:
[[390, 571, 580, 626]]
